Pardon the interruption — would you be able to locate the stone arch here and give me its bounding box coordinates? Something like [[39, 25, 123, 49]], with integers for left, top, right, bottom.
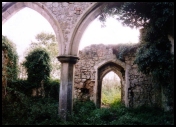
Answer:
[[69, 2, 121, 56], [94, 60, 126, 108], [2, 2, 64, 55], [68, 2, 101, 55]]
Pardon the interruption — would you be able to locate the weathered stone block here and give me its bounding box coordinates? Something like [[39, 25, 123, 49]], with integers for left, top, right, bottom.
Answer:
[[74, 82, 84, 88]]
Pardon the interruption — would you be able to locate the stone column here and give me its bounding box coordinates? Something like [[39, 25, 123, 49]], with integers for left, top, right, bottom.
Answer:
[[124, 64, 131, 107], [57, 55, 79, 121]]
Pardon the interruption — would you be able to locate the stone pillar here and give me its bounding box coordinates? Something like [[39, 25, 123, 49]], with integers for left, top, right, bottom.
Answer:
[[57, 55, 79, 121], [124, 64, 131, 107]]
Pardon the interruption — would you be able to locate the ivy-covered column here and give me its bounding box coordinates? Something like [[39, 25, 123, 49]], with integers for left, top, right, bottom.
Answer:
[[57, 55, 79, 120]]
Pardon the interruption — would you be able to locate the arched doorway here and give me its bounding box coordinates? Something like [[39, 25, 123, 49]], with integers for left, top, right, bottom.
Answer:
[[96, 61, 125, 108], [101, 71, 121, 108]]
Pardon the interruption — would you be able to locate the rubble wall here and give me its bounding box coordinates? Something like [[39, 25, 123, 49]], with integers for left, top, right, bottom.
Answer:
[[74, 44, 160, 108]]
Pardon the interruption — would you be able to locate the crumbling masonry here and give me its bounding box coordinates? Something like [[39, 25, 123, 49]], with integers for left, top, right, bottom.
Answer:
[[2, 2, 174, 120], [74, 44, 161, 108]]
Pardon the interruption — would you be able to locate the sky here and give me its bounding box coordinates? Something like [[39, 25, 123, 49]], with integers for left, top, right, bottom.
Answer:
[[2, 7, 140, 60], [2, 7, 55, 62], [79, 16, 140, 50], [2, 6, 140, 78]]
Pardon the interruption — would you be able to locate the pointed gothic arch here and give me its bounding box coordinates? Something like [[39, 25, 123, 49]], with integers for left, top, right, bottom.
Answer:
[[69, 2, 121, 56], [2, 2, 64, 55], [93, 60, 126, 108], [101, 71, 121, 107]]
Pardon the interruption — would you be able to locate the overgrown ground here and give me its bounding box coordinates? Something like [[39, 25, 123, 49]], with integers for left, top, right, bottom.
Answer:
[[2, 69, 174, 125], [2, 92, 174, 125]]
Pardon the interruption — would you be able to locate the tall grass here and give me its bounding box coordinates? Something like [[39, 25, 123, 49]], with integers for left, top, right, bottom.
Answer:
[[2, 91, 174, 125], [2, 76, 174, 125]]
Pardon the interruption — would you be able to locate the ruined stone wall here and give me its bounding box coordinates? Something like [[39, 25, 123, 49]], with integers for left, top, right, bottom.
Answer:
[[74, 44, 117, 101], [74, 44, 161, 108], [40, 2, 94, 45], [125, 55, 161, 108]]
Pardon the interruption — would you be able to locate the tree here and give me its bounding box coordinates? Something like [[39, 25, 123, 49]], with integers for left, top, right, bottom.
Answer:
[[99, 2, 174, 36], [23, 48, 51, 96], [99, 2, 174, 110], [24, 32, 60, 79]]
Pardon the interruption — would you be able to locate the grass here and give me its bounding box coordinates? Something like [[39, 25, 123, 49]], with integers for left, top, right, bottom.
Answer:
[[2, 78, 174, 125], [2, 95, 174, 125]]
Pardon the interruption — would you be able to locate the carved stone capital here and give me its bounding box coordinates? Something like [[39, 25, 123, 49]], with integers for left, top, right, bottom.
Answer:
[[57, 55, 79, 64]]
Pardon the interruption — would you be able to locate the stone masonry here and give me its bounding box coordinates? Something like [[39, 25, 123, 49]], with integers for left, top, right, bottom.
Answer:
[[74, 44, 161, 108], [2, 2, 173, 120], [74, 44, 121, 102]]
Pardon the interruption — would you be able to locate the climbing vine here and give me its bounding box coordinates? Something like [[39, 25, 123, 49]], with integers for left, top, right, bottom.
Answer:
[[2, 35, 18, 82], [22, 47, 51, 89], [99, 2, 174, 110], [112, 43, 140, 62]]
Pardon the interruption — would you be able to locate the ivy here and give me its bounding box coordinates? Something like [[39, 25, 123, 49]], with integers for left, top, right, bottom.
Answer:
[[2, 35, 19, 82], [112, 43, 139, 62], [99, 2, 174, 110], [25, 32, 61, 79], [22, 47, 51, 89]]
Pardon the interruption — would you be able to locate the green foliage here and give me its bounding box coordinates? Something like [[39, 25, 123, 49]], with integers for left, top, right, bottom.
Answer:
[[2, 2, 174, 125], [25, 32, 60, 79], [35, 32, 56, 44], [101, 76, 121, 106], [2, 92, 174, 125], [73, 100, 96, 114], [100, 2, 174, 35], [44, 79, 60, 101], [2, 79, 61, 125], [7, 79, 33, 96], [2, 94, 60, 125], [2, 35, 19, 81], [66, 100, 173, 125], [99, 2, 174, 109], [2, 38, 60, 124], [66, 100, 97, 124], [2, 86, 31, 125], [23, 97, 59, 125], [112, 43, 139, 61], [134, 27, 174, 85], [23, 47, 51, 88]]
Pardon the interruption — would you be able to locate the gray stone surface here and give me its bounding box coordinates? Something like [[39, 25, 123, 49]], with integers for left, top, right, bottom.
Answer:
[[74, 44, 160, 108], [2, 2, 173, 120]]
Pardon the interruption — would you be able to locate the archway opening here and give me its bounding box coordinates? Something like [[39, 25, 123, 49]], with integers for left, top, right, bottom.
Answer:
[[2, 7, 60, 80], [101, 71, 121, 108], [97, 61, 125, 108], [78, 15, 140, 51]]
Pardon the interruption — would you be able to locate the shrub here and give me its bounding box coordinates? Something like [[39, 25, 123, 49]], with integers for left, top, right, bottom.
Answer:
[[44, 78, 60, 101], [22, 48, 51, 97], [2, 35, 19, 82]]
